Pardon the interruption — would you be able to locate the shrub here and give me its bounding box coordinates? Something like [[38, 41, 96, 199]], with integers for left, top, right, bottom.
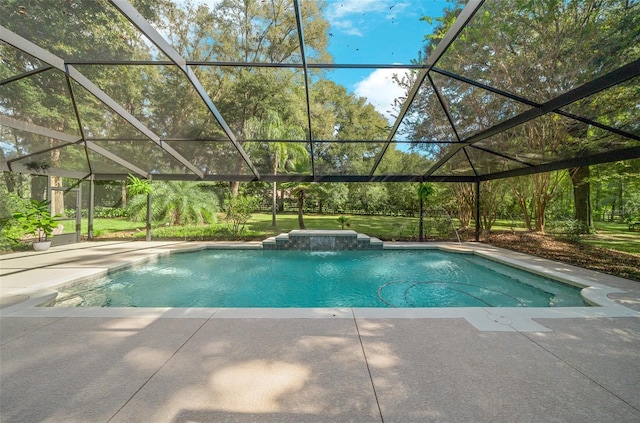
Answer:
[[547, 218, 582, 242], [94, 207, 128, 219], [336, 215, 350, 229], [225, 195, 259, 234], [0, 193, 28, 251]]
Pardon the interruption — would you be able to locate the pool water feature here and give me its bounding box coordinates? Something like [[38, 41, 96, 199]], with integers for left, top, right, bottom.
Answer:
[[51, 249, 589, 308]]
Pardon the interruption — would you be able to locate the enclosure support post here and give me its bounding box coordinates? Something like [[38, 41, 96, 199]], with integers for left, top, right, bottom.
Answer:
[[88, 175, 95, 240], [475, 181, 481, 242], [146, 190, 152, 242], [76, 183, 82, 243], [46, 174, 51, 204]]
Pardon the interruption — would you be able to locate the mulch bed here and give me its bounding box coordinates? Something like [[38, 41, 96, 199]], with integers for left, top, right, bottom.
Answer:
[[482, 231, 640, 282]]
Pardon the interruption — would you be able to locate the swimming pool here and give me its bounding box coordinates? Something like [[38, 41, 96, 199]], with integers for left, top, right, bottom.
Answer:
[[51, 249, 589, 308]]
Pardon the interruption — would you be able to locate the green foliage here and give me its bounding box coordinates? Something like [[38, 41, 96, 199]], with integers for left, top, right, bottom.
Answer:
[[0, 193, 29, 251], [225, 195, 259, 234], [348, 184, 388, 214], [127, 181, 218, 226], [417, 183, 435, 202], [547, 218, 582, 243], [127, 175, 153, 196], [12, 199, 60, 243], [336, 215, 350, 230], [93, 207, 128, 219], [315, 183, 349, 214]]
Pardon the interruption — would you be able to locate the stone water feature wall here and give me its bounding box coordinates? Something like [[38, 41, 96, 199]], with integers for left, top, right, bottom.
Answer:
[[262, 230, 383, 250]]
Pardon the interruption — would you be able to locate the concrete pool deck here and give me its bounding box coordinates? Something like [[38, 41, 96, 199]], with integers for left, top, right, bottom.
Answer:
[[1, 241, 639, 421]]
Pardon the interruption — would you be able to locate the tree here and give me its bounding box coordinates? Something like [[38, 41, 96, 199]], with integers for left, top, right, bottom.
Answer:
[[285, 159, 314, 229], [291, 184, 310, 229], [315, 183, 349, 214], [479, 180, 509, 234], [127, 181, 217, 226], [569, 166, 593, 233], [417, 183, 434, 241], [189, 0, 330, 196], [245, 111, 306, 226], [591, 159, 640, 222], [2, 0, 162, 206], [413, 0, 639, 232], [451, 183, 474, 229], [310, 80, 390, 176], [224, 195, 259, 234]]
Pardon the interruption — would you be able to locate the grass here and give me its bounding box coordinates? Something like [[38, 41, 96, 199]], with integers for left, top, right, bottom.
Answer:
[[60, 218, 144, 235], [57, 213, 639, 256], [246, 213, 420, 240], [581, 221, 640, 255]]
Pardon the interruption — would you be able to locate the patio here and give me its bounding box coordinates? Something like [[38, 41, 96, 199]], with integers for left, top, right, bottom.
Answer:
[[1, 241, 639, 422]]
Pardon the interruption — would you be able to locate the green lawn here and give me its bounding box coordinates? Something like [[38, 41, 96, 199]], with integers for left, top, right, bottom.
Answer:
[[74, 213, 423, 241], [60, 213, 638, 256], [246, 213, 420, 240], [581, 221, 640, 255], [59, 218, 145, 235]]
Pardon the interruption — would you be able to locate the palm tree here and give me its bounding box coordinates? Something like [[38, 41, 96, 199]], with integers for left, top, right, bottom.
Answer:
[[418, 182, 434, 242], [245, 112, 307, 226], [284, 158, 314, 229], [127, 181, 218, 226]]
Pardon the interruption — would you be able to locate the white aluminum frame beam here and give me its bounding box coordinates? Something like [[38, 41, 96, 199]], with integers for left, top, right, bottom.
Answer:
[[0, 115, 80, 143], [423, 58, 640, 178], [369, 0, 486, 178], [109, 0, 260, 179], [0, 26, 204, 179], [0, 116, 150, 177]]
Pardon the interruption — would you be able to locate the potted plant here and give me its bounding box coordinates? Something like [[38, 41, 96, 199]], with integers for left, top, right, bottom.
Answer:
[[13, 200, 60, 251]]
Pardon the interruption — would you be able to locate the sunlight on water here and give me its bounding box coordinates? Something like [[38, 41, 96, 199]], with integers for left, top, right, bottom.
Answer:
[[309, 251, 339, 257], [52, 250, 589, 308]]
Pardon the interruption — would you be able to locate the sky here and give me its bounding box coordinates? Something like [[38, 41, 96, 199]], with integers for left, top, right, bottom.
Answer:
[[322, 0, 451, 122], [194, 0, 453, 124], [176, 0, 453, 123]]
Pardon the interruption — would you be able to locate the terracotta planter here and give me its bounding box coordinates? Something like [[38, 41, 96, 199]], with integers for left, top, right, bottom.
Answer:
[[33, 241, 51, 251]]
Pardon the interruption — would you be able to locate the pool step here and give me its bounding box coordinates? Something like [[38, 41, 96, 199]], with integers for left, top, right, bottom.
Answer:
[[263, 230, 383, 251]]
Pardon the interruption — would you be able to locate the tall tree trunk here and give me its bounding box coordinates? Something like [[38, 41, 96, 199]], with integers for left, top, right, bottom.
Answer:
[[617, 177, 623, 221], [453, 183, 473, 228], [278, 188, 285, 212], [534, 199, 546, 232], [272, 181, 277, 226], [514, 194, 532, 231], [418, 197, 424, 242], [297, 190, 305, 229], [229, 154, 246, 198], [229, 181, 240, 198], [569, 166, 592, 234], [533, 174, 547, 232], [610, 199, 616, 221], [121, 180, 127, 208]]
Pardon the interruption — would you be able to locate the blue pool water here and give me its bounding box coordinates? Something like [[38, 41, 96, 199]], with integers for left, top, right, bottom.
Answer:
[[52, 250, 589, 308]]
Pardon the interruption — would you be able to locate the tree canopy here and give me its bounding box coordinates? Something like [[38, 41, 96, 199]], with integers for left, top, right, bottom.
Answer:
[[2, 0, 637, 183]]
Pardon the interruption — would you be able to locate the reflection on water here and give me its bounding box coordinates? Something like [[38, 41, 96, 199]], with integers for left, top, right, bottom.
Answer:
[[51, 250, 589, 308]]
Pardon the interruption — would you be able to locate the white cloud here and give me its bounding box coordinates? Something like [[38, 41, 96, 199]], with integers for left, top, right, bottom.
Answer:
[[354, 68, 408, 123], [327, 1, 409, 36], [328, 0, 408, 19], [332, 20, 363, 36]]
